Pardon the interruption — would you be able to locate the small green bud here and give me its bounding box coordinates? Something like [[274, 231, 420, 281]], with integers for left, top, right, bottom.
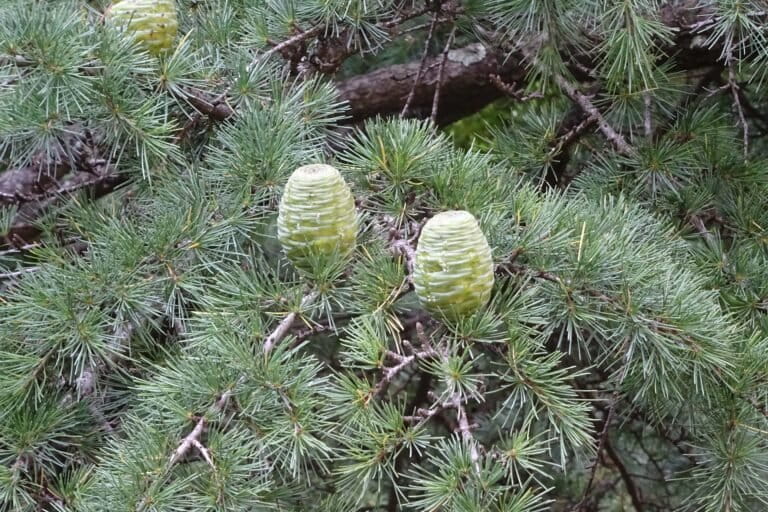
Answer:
[[106, 0, 178, 56], [413, 210, 494, 320], [277, 164, 357, 270]]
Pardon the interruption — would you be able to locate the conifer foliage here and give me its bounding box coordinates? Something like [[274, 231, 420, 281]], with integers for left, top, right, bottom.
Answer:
[[1, 0, 768, 510]]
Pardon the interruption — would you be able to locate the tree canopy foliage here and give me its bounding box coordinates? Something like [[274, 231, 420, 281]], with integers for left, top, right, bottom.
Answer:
[[2, 0, 768, 510]]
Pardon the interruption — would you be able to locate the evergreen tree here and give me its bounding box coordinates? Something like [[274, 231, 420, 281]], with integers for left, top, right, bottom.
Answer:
[[2, 0, 768, 510]]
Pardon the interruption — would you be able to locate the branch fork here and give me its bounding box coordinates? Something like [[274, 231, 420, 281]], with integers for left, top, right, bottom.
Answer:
[[263, 291, 319, 354], [169, 289, 317, 469], [168, 386, 235, 468], [375, 324, 443, 395], [382, 216, 422, 285]]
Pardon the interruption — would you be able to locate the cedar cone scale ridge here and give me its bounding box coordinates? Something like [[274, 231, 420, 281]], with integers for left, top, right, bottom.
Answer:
[[414, 210, 494, 320], [277, 164, 357, 270], [105, 0, 178, 56]]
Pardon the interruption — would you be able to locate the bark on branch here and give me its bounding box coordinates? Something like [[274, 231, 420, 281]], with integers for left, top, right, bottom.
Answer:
[[337, 43, 525, 126]]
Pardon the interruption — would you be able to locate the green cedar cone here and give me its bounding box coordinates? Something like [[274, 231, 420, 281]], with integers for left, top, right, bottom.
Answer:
[[277, 164, 357, 270], [106, 0, 178, 56], [414, 210, 494, 320]]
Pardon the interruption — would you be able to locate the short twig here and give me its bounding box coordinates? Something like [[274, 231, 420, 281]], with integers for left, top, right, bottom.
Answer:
[[726, 44, 748, 160], [401, 14, 438, 117], [0, 266, 40, 279], [191, 439, 215, 468], [0, 242, 42, 256], [489, 74, 544, 102], [643, 92, 653, 137], [604, 437, 645, 511], [382, 215, 421, 285], [261, 26, 323, 63], [178, 25, 322, 138], [382, 4, 435, 31], [576, 390, 620, 510], [169, 415, 210, 466], [75, 368, 116, 433], [688, 214, 716, 244], [735, 88, 768, 134], [431, 25, 457, 124], [168, 385, 237, 467], [168, 286, 316, 470], [521, 46, 633, 155], [555, 73, 632, 155], [549, 114, 598, 159], [391, 239, 416, 283], [375, 345, 441, 395], [263, 291, 319, 354], [397, 21, 438, 37], [403, 404, 445, 423], [747, 394, 768, 419], [447, 393, 481, 472], [688, 213, 729, 269], [682, 17, 717, 32]]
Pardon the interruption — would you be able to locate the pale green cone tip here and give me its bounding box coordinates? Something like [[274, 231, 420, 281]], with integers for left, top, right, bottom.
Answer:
[[106, 0, 178, 56], [277, 164, 357, 270], [413, 210, 495, 320]]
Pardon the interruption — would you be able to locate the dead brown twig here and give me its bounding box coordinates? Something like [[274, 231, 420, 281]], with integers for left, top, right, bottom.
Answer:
[[489, 74, 544, 102], [401, 14, 439, 118], [431, 25, 457, 124]]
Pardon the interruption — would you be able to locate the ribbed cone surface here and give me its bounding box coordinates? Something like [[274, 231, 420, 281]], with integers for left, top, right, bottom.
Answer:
[[414, 210, 494, 320], [106, 0, 178, 56], [277, 164, 357, 269]]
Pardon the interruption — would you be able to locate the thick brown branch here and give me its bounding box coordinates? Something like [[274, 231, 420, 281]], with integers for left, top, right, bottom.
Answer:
[[1, 160, 125, 245], [337, 1, 720, 127], [337, 43, 526, 126]]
